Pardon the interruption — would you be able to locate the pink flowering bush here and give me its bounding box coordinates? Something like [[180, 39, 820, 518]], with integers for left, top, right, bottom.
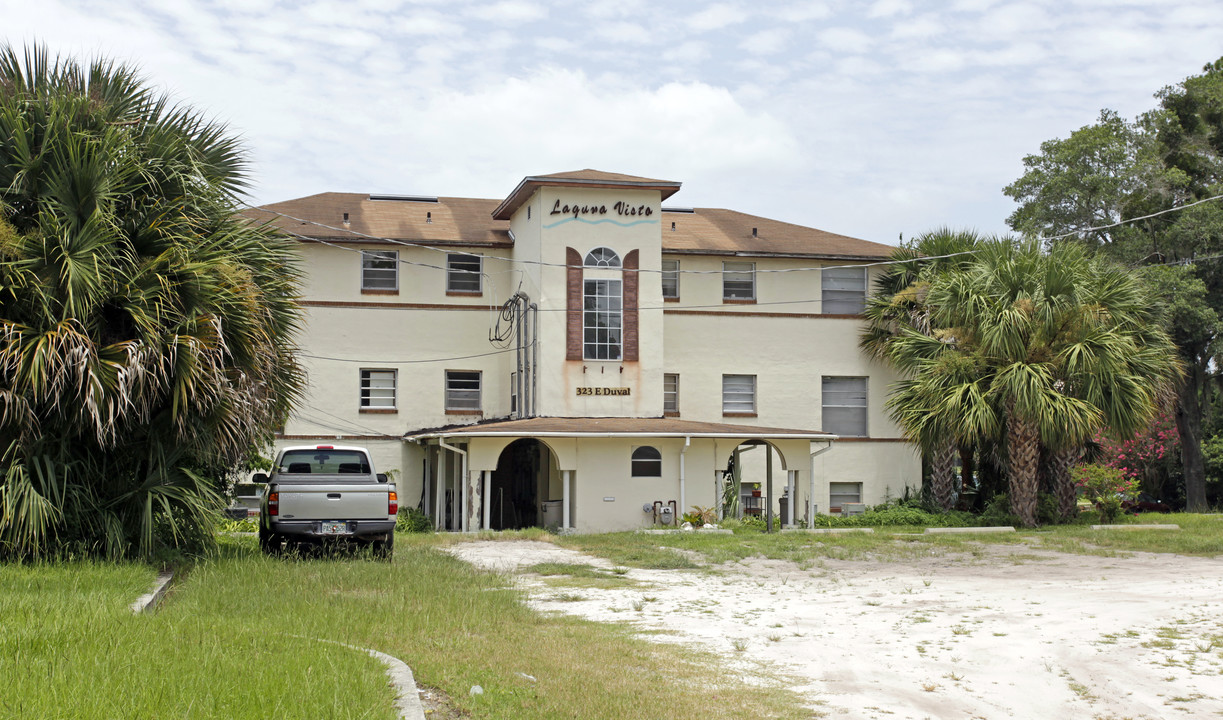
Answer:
[[1092, 411, 1179, 495], [1072, 463, 1140, 523]]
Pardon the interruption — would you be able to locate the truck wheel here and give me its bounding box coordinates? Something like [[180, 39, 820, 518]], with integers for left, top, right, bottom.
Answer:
[[259, 527, 282, 556], [372, 532, 394, 560]]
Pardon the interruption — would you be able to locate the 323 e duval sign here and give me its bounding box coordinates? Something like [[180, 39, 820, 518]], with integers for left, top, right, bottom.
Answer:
[[576, 387, 631, 396]]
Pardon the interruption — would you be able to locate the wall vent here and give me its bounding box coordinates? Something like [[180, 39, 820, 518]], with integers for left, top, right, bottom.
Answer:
[[368, 194, 439, 203]]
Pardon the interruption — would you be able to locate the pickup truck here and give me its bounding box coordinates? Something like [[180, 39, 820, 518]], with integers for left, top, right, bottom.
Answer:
[[253, 445, 397, 557]]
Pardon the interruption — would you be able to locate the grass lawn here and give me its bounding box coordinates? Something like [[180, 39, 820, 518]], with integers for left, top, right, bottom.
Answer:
[[1, 535, 808, 720], [558, 513, 1223, 569]]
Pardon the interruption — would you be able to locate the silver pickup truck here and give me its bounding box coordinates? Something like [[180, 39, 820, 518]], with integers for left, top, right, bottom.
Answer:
[[253, 445, 397, 557]]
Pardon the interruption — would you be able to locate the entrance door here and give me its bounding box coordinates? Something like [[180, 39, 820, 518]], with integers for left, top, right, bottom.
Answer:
[[490, 439, 544, 530]]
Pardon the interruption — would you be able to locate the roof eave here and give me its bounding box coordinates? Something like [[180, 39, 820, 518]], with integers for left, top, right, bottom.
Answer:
[[492, 176, 683, 220]]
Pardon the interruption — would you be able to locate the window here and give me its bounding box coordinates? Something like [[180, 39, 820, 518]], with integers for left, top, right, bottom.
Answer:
[[447, 253, 482, 293], [829, 482, 862, 509], [361, 250, 398, 291], [445, 370, 481, 412], [663, 373, 679, 415], [723, 261, 755, 301], [585, 247, 621, 267], [722, 374, 756, 414], [823, 377, 867, 436], [661, 259, 679, 299], [631, 446, 662, 477], [360, 369, 396, 410], [822, 266, 867, 314], [583, 278, 622, 360]]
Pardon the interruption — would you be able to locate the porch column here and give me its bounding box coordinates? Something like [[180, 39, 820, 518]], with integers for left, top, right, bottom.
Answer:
[[482, 471, 491, 530], [562, 469, 571, 529], [787, 470, 797, 526], [765, 445, 774, 533], [436, 445, 446, 531]]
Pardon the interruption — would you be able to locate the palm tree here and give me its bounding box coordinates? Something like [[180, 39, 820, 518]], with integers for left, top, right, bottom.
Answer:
[[861, 229, 982, 510], [888, 238, 1181, 526], [0, 45, 304, 558]]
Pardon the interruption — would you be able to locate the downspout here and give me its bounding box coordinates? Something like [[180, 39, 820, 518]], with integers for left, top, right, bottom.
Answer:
[[808, 441, 834, 529], [679, 436, 690, 521], [439, 440, 469, 532], [530, 302, 539, 416]]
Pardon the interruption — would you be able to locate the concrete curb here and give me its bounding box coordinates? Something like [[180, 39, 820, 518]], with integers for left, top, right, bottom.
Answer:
[[1090, 524, 1181, 531], [312, 638, 426, 720], [129, 571, 174, 614], [781, 528, 875, 534], [925, 526, 1016, 535]]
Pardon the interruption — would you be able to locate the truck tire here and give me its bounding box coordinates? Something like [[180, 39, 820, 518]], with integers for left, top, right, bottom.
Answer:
[[372, 532, 394, 560], [259, 527, 283, 556]]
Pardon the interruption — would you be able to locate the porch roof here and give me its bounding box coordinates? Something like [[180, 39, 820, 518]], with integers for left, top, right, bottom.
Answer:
[[403, 416, 837, 442]]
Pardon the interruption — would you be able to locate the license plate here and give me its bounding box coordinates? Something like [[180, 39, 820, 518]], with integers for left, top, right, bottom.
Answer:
[[320, 521, 348, 535]]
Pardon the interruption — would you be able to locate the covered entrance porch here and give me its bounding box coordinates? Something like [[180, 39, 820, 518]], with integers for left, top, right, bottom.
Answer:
[[405, 417, 835, 533]]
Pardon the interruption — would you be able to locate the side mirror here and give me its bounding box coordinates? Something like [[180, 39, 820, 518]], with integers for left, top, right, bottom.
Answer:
[[252, 472, 270, 484], [376, 473, 388, 483]]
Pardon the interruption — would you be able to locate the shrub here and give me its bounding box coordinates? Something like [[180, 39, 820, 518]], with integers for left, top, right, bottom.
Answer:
[[1072, 463, 1139, 524], [396, 507, 432, 533]]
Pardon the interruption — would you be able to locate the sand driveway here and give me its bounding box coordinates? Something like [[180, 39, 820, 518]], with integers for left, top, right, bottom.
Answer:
[[446, 537, 1223, 719]]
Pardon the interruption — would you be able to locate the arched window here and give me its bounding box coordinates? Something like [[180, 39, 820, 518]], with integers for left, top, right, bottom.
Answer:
[[584, 247, 621, 268], [631, 446, 662, 477]]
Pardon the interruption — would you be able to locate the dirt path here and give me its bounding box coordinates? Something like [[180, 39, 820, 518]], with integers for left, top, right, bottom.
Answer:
[[445, 539, 1223, 719]]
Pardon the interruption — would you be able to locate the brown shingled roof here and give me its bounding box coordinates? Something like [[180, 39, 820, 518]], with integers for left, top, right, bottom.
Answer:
[[245, 173, 894, 260], [244, 192, 513, 248], [662, 207, 894, 260], [404, 416, 835, 440]]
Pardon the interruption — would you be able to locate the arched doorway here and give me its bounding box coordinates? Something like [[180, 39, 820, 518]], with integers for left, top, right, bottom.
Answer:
[[489, 438, 553, 530], [721, 440, 792, 530]]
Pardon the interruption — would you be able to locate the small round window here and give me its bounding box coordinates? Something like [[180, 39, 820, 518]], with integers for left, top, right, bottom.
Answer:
[[631, 446, 662, 477], [585, 247, 621, 268]]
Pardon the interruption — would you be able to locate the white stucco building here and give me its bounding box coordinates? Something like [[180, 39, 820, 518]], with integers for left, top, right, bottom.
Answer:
[[249, 170, 919, 532]]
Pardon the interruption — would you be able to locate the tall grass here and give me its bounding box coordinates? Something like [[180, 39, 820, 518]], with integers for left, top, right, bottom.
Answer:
[[1, 537, 810, 719], [0, 556, 396, 719]]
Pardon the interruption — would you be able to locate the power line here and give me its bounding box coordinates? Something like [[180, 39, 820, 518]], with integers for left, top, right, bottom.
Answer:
[[299, 345, 529, 364], [1038, 192, 1223, 243]]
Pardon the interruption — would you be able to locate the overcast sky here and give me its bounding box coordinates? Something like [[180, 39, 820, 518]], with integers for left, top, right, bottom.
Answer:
[[5, 1, 1222, 244]]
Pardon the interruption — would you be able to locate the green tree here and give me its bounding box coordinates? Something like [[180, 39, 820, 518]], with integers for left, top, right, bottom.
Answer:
[[861, 228, 983, 510], [1004, 58, 1223, 511], [0, 45, 304, 559], [882, 239, 1181, 526]]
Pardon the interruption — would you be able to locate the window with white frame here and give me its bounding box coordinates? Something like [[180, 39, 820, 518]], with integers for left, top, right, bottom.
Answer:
[[584, 247, 621, 267], [822, 266, 867, 314], [361, 250, 398, 291], [583, 278, 623, 360], [661, 259, 679, 299], [822, 377, 867, 436], [829, 482, 862, 509], [722, 374, 756, 414], [663, 373, 679, 414], [445, 370, 481, 412], [631, 446, 662, 477], [722, 261, 755, 301], [446, 253, 482, 293], [360, 369, 396, 409]]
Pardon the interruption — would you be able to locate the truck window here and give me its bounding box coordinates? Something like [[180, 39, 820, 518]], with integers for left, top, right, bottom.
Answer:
[[280, 450, 370, 474]]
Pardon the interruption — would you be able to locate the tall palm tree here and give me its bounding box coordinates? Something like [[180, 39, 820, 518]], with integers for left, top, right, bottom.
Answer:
[[0, 45, 304, 558], [861, 229, 982, 510], [889, 238, 1181, 526]]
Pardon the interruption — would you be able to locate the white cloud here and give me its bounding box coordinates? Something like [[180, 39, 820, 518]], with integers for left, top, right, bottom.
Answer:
[[689, 4, 750, 32], [740, 28, 791, 56], [816, 27, 874, 54], [466, 1, 548, 24], [868, 0, 912, 18]]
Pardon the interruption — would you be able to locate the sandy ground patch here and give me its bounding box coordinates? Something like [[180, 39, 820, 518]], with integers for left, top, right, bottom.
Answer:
[[445, 539, 1223, 719]]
